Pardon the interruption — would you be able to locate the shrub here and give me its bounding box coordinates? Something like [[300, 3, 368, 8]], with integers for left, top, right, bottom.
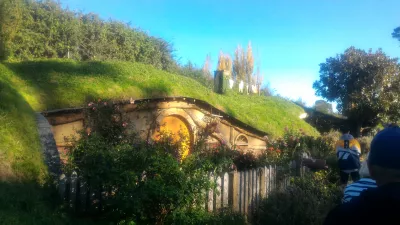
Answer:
[[252, 171, 342, 225], [358, 135, 373, 155], [169, 208, 247, 225], [269, 127, 336, 165], [65, 100, 211, 224]]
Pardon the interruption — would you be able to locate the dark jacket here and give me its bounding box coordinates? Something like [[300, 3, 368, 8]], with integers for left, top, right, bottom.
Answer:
[[324, 182, 400, 225]]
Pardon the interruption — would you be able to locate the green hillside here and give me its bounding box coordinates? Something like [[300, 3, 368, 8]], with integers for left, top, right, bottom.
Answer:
[[0, 59, 318, 224], [0, 59, 318, 178]]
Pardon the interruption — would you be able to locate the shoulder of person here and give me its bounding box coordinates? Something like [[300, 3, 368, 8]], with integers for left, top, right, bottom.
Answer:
[[325, 194, 376, 225]]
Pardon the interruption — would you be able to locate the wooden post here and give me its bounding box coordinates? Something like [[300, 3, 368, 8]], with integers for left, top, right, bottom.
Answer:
[[222, 173, 229, 208], [215, 175, 222, 210], [70, 171, 78, 211], [208, 173, 214, 212], [229, 171, 239, 212], [79, 177, 87, 212], [251, 169, 256, 212], [255, 169, 260, 208], [246, 170, 251, 214], [59, 174, 67, 199], [260, 167, 266, 199], [240, 171, 246, 213], [266, 166, 271, 196]]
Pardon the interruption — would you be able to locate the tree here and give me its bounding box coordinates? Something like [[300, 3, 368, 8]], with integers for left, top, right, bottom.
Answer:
[[295, 97, 307, 107], [233, 45, 246, 81], [0, 0, 177, 70], [254, 64, 263, 95], [202, 54, 212, 81], [314, 100, 333, 114], [233, 42, 254, 89], [260, 82, 274, 97], [216, 51, 232, 75], [392, 26, 400, 43], [0, 0, 23, 59], [246, 41, 254, 86], [313, 46, 400, 137]]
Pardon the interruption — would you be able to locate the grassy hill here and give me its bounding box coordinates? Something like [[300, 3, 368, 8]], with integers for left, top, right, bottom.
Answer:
[[0, 59, 318, 224], [0, 59, 318, 179]]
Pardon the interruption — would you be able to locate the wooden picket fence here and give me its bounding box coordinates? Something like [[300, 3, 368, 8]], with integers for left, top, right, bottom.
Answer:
[[206, 165, 292, 214], [58, 165, 291, 215]]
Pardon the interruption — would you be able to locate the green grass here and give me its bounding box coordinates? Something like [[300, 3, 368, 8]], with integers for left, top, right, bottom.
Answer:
[[0, 182, 103, 225], [0, 59, 318, 223], [0, 60, 104, 224]]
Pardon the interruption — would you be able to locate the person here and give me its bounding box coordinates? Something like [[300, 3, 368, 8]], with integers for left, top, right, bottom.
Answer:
[[324, 125, 400, 225], [342, 153, 376, 203], [335, 131, 361, 188]]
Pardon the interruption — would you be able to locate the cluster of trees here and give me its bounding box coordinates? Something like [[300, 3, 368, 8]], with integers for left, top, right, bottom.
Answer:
[[214, 42, 264, 93], [313, 46, 400, 137], [0, 0, 176, 71]]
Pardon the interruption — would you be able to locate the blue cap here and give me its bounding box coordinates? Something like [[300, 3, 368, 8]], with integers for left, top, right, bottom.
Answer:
[[369, 126, 400, 169]]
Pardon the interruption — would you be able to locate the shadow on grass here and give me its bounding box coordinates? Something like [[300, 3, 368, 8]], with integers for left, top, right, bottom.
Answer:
[[0, 181, 103, 225], [0, 73, 44, 180], [4, 60, 173, 110], [0, 66, 110, 225]]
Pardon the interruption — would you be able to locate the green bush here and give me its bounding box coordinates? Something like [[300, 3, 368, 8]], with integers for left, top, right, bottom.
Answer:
[[358, 135, 373, 155], [169, 208, 247, 225], [252, 171, 342, 225], [66, 100, 215, 224]]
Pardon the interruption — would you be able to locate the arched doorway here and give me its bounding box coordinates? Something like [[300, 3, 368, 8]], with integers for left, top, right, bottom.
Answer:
[[153, 115, 193, 160]]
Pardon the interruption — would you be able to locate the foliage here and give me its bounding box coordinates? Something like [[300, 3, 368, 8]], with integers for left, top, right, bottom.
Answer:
[[314, 100, 333, 114], [0, 181, 103, 225], [392, 26, 400, 42], [0, 0, 177, 71], [169, 208, 247, 225], [259, 83, 274, 96], [177, 61, 213, 88], [202, 54, 213, 81], [217, 51, 232, 75], [358, 135, 373, 155], [252, 171, 342, 225], [245, 42, 254, 86], [233, 45, 247, 82], [268, 127, 337, 167], [233, 151, 259, 170], [66, 101, 212, 224], [313, 47, 400, 136]]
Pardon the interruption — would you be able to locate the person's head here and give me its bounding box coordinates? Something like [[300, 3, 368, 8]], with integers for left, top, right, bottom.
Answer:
[[368, 125, 400, 186], [359, 153, 371, 178]]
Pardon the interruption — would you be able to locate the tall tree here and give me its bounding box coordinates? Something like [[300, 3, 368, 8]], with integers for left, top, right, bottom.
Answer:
[[233, 45, 246, 81], [246, 41, 254, 86], [202, 54, 212, 80], [216, 51, 232, 75], [313, 47, 400, 137], [254, 64, 263, 94]]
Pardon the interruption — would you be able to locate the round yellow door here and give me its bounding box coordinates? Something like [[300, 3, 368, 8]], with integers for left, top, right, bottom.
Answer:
[[153, 116, 192, 160]]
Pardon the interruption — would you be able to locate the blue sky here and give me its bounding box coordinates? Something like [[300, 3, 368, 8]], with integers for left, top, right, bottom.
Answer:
[[62, 0, 400, 108]]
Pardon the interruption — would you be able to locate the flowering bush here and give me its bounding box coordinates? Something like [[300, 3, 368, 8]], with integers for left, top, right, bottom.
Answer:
[[233, 151, 258, 170]]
